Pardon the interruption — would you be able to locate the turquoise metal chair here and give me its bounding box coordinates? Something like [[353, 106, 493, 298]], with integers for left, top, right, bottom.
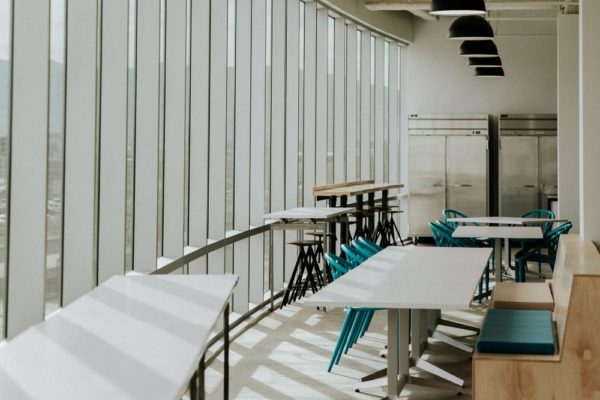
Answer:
[[357, 236, 383, 253], [352, 239, 380, 259], [325, 249, 383, 372], [510, 209, 556, 271], [514, 222, 572, 282], [443, 209, 468, 229]]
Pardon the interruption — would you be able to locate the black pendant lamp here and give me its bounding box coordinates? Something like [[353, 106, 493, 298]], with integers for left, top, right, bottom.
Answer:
[[459, 40, 499, 57], [430, 0, 486, 16], [468, 57, 502, 67], [475, 67, 504, 77], [448, 16, 494, 40]]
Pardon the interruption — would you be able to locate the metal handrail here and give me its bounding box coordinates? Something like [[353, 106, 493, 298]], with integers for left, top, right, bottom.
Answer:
[[150, 223, 274, 275]]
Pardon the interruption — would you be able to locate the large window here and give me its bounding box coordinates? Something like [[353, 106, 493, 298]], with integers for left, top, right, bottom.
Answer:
[[0, 0, 406, 338], [45, 0, 66, 316], [0, 0, 11, 338]]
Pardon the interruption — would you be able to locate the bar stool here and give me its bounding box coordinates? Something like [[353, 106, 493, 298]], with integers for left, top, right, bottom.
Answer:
[[281, 240, 325, 308], [349, 209, 374, 240], [305, 232, 325, 263]]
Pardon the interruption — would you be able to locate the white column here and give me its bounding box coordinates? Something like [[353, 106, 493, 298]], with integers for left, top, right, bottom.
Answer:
[[557, 15, 579, 234], [63, 0, 99, 304], [162, 0, 186, 260], [388, 43, 400, 185], [315, 8, 328, 187], [303, 2, 317, 206], [208, 0, 228, 274], [346, 24, 358, 181], [97, 0, 128, 283], [189, 0, 210, 274], [6, 0, 50, 338], [234, 0, 251, 313], [360, 31, 371, 180], [374, 36, 385, 182], [333, 17, 346, 182], [249, 0, 266, 303], [271, 0, 286, 290], [284, 0, 299, 282], [579, 0, 600, 244], [134, 0, 160, 272]]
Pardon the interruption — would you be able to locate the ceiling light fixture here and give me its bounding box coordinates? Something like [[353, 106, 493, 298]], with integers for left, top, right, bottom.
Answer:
[[468, 57, 502, 67], [459, 40, 499, 57], [448, 16, 494, 40], [430, 0, 486, 16], [475, 67, 505, 77]]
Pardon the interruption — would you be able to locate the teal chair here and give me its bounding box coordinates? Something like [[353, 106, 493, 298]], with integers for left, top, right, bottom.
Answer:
[[341, 244, 367, 266], [357, 236, 383, 253], [352, 239, 380, 259], [514, 222, 572, 282], [325, 250, 383, 372], [510, 209, 556, 271], [443, 209, 468, 229], [429, 220, 492, 301]]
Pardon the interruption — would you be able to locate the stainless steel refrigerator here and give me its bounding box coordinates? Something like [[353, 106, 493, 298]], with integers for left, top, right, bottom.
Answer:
[[498, 114, 557, 217], [408, 114, 490, 237]]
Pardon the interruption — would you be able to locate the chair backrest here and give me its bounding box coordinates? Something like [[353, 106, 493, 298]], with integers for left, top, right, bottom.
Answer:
[[521, 209, 556, 234], [546, 222, 573, 258], [443, 209, 468, 228], [433, 220, 483, 248], [429, 221, 449, 247], [352, 240, 379, 259], [324, 253, 352, 280], [341, 244, 367, 266], [357, 236, 382, 253]]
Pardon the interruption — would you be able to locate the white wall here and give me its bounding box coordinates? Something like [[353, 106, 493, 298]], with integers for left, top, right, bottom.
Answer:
[[557, 15, 579, 233], [405, 18, 557, 115]]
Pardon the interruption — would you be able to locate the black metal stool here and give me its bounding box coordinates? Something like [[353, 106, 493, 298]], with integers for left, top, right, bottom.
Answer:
[[281, 240, 325, 308]]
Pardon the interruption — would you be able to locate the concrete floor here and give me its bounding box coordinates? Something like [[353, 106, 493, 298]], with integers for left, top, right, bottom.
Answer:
[[205, 300, 489, 399]]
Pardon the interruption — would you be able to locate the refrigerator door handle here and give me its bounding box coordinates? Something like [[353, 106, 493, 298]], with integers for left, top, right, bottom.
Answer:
[[432, 183, 445, 187], [518, 184, 538, 188], [447, 183, 473, 188]]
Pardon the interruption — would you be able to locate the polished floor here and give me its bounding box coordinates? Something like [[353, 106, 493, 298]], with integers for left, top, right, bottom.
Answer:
[[205, 300, 488, 399]]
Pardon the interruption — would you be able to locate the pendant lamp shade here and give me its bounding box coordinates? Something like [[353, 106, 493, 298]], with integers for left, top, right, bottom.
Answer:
[[468, 57, 502, 67], [430, 0, 486, 16], [475, 67, 504, 77], [459, 40, 499, 57], [448, 16, 494, 40]]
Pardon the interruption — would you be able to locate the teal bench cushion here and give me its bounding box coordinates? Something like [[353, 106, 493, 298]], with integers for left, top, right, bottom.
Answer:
[[477, 309, 555, 355]]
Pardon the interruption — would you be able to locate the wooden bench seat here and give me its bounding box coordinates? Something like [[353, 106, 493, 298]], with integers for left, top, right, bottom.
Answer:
[[472, 234, 600, 399], [491, 282, 554, 311]]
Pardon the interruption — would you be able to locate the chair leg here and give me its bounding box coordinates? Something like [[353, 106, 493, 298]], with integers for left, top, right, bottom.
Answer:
[[328, 309, 355, 372]]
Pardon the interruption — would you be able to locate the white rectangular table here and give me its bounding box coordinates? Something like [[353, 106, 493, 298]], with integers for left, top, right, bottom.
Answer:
[[447, 216, 567, 225], [453, 225, 543, 282], [0, 275, 237, 400], [264, 207, 353, 221], [306, 246, 492, 399]]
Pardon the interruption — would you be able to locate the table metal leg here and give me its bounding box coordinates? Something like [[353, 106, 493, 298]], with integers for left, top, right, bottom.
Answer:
[[367, 193, 375, 237], [199, 355, 205, 400], [387, 309, 400, 398], [340, 195, 349, 245], [495, 238, 503, 282], [224, 303, 230, 400], [504, 238, 510, 270], [356, 194, 364, 236], [328, 196, 337, 254]]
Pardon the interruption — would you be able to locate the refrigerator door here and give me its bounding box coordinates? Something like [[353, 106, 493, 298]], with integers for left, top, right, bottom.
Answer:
[[500, 136, 539, 216], [539, 136, 558, 196], [409, 135, 446, 236], [446, 135, 488, 217]]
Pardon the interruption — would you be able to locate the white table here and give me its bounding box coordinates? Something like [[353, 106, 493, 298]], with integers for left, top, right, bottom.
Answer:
[[447, 216, 567, 225], [453, 225, 543, 282], [264, 207, 353, 221], [306, 246, 492, 399], [0, 275, 237, 400]]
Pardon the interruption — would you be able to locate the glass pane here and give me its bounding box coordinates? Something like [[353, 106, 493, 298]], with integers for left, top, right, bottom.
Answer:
[[298, 2, 304, 205], [356, 30, 361, 178], [125, 0, 137, 272], [327, 17, 334, 183], [46, 0, 66, 317], [0, 0, 11, 337], [225, 0, 235, 273], [384, 41, 389, 182], [157, 0, 166, 255], [370, 35, 375, 179]]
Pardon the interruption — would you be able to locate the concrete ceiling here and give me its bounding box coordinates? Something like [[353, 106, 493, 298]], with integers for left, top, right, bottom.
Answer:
[[365, 0, 579, 20]]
